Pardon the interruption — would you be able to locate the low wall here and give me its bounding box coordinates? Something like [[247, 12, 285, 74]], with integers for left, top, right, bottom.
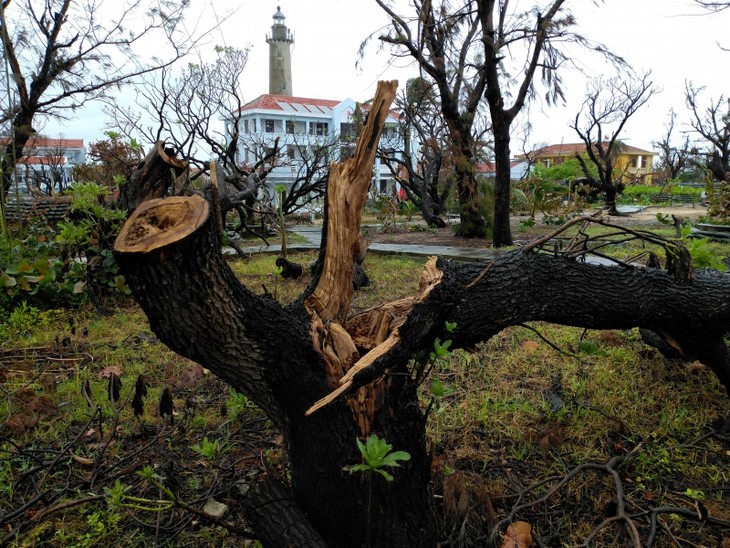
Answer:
[[5, 197, 73, 223]]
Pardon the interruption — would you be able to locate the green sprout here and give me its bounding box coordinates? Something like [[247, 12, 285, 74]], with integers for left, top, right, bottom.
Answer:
[[343, 434, 411, 482]]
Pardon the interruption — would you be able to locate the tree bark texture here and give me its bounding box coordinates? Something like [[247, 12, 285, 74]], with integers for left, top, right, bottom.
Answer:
[[490, 117, 514, 247], [2, 113, 34, 198], [116, 141, 188, 213], [115, 81, 730, 546]]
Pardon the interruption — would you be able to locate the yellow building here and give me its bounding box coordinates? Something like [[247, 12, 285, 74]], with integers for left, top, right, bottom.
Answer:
[[520, 142, 655, 184]]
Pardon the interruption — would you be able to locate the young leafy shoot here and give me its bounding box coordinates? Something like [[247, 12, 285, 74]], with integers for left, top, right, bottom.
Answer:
[[344, 434, 411, 482]]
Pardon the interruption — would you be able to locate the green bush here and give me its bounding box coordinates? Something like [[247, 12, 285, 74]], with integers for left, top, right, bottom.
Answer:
[[55, 182, 129, 301], [0, 221, 87, 310], [619, 184, 703, 205], [1, 182, 129, 311]]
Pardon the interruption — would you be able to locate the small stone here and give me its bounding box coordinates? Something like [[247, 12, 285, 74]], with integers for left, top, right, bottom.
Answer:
[[202, 498, 229, 520], [234, 480, 251, 497]]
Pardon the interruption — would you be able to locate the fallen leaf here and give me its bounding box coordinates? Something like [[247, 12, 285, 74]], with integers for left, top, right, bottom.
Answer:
[[596, 330, 622, 346], [100, 365, 123, 378], [687, 361, 707, 373], [71, 454, 95, 466], [87, 439, 115, 450], [443, 471, 495, 533], [502, 521, 534, 548], [168, 363, 206, 389], [4, 414, 38, 436], [524, 422, 565, 452], [522, 340, 539, 352]]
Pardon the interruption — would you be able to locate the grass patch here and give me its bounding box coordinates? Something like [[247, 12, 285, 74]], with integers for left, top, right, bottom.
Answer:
[[423, 324, 729, 544]]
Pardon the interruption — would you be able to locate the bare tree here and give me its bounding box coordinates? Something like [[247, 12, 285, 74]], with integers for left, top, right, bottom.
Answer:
[[105, 47, 281, 235], [571, 72, 656, 214], [653, 109, 698, 183], [0, 0, 200, 206], [39, 137, 70, 194], [373, 1, 624, 245], [106, 46, 333, 236], [685, 82, 730, 182], [373, 0, 491, 238], [478, 0, 587, 246], [377, 77, 453, 227]]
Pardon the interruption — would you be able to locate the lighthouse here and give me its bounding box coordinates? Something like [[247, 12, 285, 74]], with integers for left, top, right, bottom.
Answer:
[[266, 6, 294, 96]]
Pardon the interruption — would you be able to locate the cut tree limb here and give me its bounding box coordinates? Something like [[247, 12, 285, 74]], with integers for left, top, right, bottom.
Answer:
[[117, 141, 188, 212]]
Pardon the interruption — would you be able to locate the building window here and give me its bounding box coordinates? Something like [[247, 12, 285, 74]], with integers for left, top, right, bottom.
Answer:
[[251, 119, 257, 132], [286, 120, 295, 134], [243, 119, 249, 133], [309, 122, 329, 136], [340, 122, 355, 140], [265, 119, 275, 133], [382, 123, 399, 139], [287, 144, 296, 160]]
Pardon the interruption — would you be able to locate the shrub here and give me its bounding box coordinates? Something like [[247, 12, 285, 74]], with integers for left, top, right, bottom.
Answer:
[[1, 182, 129, 311]]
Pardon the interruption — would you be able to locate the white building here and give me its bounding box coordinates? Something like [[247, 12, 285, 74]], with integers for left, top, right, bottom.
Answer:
[[223, 7, 408, 203], [2, 136, 86, 195], [476, 160, 530, 181], [228, 94, 404, 195]]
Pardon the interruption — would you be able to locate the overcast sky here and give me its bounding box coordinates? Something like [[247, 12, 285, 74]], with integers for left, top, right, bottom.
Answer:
[[46, 0, 728, 154]]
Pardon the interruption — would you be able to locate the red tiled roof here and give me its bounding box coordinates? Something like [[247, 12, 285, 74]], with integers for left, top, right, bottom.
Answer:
[[18, 155, 68, 165], [0, 136, 84, 149], [359, 99, 401, 120], [239, 94, 401, 120], [528, 142, 653, 157], [476, 160, 524, 173], [239, 94, 341, 112]]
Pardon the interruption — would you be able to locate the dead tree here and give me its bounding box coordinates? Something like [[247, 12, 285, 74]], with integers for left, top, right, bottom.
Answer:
[[571, 73, 656, 214], [114, 81, 730, 546]]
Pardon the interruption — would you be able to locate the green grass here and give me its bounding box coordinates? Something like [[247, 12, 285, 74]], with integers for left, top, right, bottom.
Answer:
[[1, 232, 729, 546], [422, 323, 729, 543]]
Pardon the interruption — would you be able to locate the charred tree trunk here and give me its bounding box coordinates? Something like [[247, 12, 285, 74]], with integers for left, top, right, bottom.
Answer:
[[452, 141, 488, 238], [491, 117, 514, 247], [114, 81, 730, 546], [116, 82, 436, 546], [1, 112, 34, 198]]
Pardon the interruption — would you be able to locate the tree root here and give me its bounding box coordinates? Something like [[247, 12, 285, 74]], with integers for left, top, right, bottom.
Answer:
[[235, 476, 328, 547]]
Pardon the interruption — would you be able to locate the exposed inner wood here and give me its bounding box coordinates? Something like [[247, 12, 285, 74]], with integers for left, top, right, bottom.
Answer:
[[301, 81, 400, 434], [304, 80, 398, 326], [114, 195, 209, 253], [294, 80, 440, 433], [306, 256, 443, 418]]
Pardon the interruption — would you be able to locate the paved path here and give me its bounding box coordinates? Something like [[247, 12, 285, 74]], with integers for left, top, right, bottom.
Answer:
[[226, 204, 707, 263], [228, 225, 502, 262]]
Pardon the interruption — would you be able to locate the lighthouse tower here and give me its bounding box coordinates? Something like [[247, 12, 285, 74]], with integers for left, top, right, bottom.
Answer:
[[266, 6, 294, 96]]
